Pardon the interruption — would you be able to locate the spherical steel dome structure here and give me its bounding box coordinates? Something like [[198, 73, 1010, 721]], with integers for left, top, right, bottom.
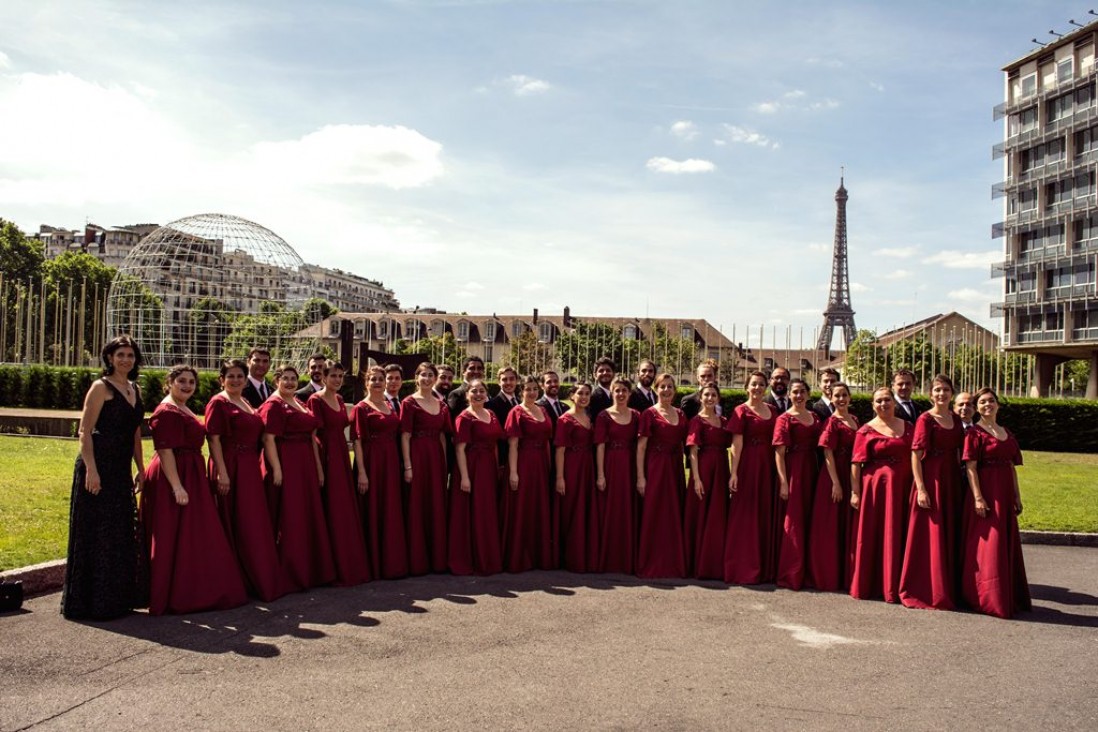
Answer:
[[107, 213, 318, 369]]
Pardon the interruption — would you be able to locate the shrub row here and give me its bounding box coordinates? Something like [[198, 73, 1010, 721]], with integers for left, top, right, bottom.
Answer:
[[1, 366, 1095, 453]]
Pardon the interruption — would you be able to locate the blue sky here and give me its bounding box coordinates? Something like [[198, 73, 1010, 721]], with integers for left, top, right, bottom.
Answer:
[[0, 0, 1081, 346]]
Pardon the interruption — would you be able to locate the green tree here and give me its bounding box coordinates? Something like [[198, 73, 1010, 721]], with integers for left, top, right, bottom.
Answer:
[[649, 322, 697, 379], [555, 321, 624, 377], [41, 251, 117, 363], [303, 297, 337, 323], [0, 219, 44, 284], [507, 330, 554, 376], [842, 329, 887, 389]]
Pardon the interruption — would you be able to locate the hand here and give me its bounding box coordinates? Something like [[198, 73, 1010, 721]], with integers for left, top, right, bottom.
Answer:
[[172, 484, 189, 506], [460, 477, 471, 493], [403, 466, 413, 483], [728, 474, 738, 495], [1015, 498, 1023, 515], [510, 473, 520, 491], [317, 468, 325, 487], [357, 473, 369, 495], [596, 475, 606, 492], [556, 477, 566, 496], [216, 474, 231, 496], [272, 469, 283, 487], [636, 477, 646, 497], [973, 496, 989, 518], [694, 478, 705, 499], [85, 470, 102, 495], [850, 492, 860, 511], [915, 487, 930, 510], [133, 473, 145, 495], [830, 484, 842, 503], [779, 479, 789, 501]]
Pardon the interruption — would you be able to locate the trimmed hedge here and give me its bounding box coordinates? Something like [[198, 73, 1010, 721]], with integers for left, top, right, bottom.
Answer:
[[1, 366, 1096, 453]]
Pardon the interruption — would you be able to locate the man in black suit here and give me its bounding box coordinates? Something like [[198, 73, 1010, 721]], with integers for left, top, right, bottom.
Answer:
[[295, 353, 327, 400], [486, 366, 520, 425], [892, 368, 921, 424], [242, 347, 273, 408], [446, 355, 486, 418], [763, 366, 791, 413], [627, 359, 658, 412], [433, 364, 455, 400], [383, 363, 404, 415], [810, 367, 841, 421], [954, 390, 975, 431], [536, 370, 566, 429], [680, 359, 720, 419], [588, 356, 615, 420]]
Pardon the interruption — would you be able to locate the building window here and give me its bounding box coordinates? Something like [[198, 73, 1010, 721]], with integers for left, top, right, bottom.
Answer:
[[329, 319, 341, 337], [623, 324, 638, 340], [1048, 91, 1074, 123], [404, 319, 419, 339], [1019, 187, 1038, 212], [1020, 138, 1065, 172], [1058, 57, 1074, 85], [512, 321, 525, 338], [681, 324, 693, 341], [484, 321, 498, 341], [538, 321, 553, 343], [378, 319, 389, 340], [1020, 73, 1037, 99], [1020, 224, 1065, 255], [430, 319, 445, 337], [354, 320, 365, 339], [1074, 170, 1096, 199], [456, 320, 469, 342]]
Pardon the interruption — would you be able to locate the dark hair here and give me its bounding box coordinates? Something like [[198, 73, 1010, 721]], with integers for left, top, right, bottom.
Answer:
[[309, 352, 327, 364], [497, 366, 518, 378], [540, 370, 559, 383], [831, 381, 851, 397], [892, 368, 915, 382], [700, 383, 721, 398], [973, 386, 1000, 405], [931, 373, 954, 392], [571, 380, 593, 395], [819, 367, 840, 380], [273, 364, 299, 381], [322, 359, 345, 376], [436, 363, 455, 375], [101, 335, 143, 379], [415, 361, 438, 378], [462, 355, 485, 371], [610, 376, 634, 391], [744, 370, 768, 389], [769, 366, 789, 378], [247, 347, 271, 359], [789, 378, 809, 392], [383, 363, 403, 375], [654, 372, 676, 389], [219, 358, 248, 379], [594, 356, 616, 372], [363, 365, 385, 383], [164, 364, 198, 394], [520, 375, 540, 392], [637, 359, 657, 372]]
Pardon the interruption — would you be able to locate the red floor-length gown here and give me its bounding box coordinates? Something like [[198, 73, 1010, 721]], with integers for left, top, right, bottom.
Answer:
[[143, 404, 247, 615], [309, 394, 371, 587], [774, 412, 822, 590], [258, 398, 336, 592], [636, 408, 688, 579], [723, 404, 778, 584], [685, 414, 731, 580], [501, 406, 553, 572], [400, 395, 452, 575], [805, 414, 858, 592], [960, 427, 1031, 618], [449, 411, 504, 576], [899, 412, 963, 610], [849, 425, 913, 603], [556, 413, 600, 573], [350, 400, 408, 580], [594, 409, 638, 574], [206, 395, 285, 601]]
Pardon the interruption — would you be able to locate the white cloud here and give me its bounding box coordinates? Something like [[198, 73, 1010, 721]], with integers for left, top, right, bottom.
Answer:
[[883, 269, 911, 280], [783, 90, 806, 99], [869, 82, 885, 92], [807, 242, 830, 252], [670, 120, 698, 141], [753, 101, 780, 114], [752, 90, 838, 115], [850, 282, 871, 293], [501, 74, 551, 96], [874, 246, 919, 258], [948, 287, 995, 303], [523, 282, 548, 291], [462, 281, 485, 291], [722, 124, 779, 149], [922, 249, 1000, 269], [0, 50, 10, 70], [809, 98, 840, 111], [645, 156, 716, 174]]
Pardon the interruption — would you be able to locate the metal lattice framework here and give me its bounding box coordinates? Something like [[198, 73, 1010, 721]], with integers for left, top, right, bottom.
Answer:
[[817, 176, 858, 354], [106, 213, 318, 369]]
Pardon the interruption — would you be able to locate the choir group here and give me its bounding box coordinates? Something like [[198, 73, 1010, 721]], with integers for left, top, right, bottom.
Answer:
[[60, 336, 1031, 622]]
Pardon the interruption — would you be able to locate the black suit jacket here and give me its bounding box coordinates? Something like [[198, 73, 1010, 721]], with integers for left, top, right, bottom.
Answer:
[[680, 390, 702, 420], [628, 388, 655, 412], [486, 392, 519, 427], [446, 383, 470, 420], [764, 393, 790, 413], [894, 398, 922, 424], [810, 399, 833, 422], [242, 379, 272, 409], [588, 386, 613, 421], [295, 382, 322, 401], [536, 396, 566, 437]]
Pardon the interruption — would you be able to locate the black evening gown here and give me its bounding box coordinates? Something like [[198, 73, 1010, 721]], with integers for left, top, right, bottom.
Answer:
[[61, 380, 146, 619]]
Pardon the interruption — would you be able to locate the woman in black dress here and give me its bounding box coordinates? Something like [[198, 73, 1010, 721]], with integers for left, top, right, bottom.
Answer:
[[62, 336, 147, 620]]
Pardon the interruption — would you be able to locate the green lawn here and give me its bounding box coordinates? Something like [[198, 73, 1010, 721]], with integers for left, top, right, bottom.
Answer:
[[0, 435, 1095, 572]]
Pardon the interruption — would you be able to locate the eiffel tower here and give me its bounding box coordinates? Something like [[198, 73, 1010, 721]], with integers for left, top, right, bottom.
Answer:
[[816, 175, 857, 354]]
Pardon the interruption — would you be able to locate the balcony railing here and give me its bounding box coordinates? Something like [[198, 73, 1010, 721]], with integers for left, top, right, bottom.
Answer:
[[1016, 329, 1065, 343], [1005, 290, 1039, 305], [1072, 325, 1098, 341]]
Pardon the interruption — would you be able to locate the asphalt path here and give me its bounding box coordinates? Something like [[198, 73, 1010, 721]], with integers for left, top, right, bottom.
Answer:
[[2, 545, 1096, 731]]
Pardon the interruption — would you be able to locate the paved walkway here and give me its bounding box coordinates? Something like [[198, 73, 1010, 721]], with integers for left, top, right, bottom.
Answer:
[[2, 545, 1096, 731]]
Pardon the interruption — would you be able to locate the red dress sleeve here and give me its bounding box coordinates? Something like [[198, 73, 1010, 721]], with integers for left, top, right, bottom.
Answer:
[[819, 417, 838, 450], [505, 408, 524, 439], [204, 396, 229, 437], [399, 397, 416, 434], [306, 393, 323, 423], [724, 405, 744, 436], [911, 413, 932, 452], [439, 402, 453, 435], [772, 413, 791, 447], [852, 427, 871, 464], [351, 402, 371, 441], [637, 409, 654, 439], [593, 411, 610, 444], [151, 406, 186, 450], [1008, 431, 1023, 466], [258, 399, 286, 437], [962, 428, 983, 463], [554, 414, 572, 446], [686, 415, 704, 447], [455, 412, 473, 445]]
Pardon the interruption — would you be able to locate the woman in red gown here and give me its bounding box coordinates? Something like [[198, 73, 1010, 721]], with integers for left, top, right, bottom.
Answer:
[[636, 373, 688, 579], [960, 388, 1031, 618], [351, 365, 408, 580], [685, 383, 731, 580], [449, 379, 504, 575], [899, 374, 963, 610], [400, 362, 452, 575], [595, 377, 639, 574], [849, 386, 913, 603], [259, 365, 336, 592], [502, 376, 553, 572], [144, 365, 247, 615], [206, 359, 284, 601], [556, 383, 599, 573], [308, 361, 370, 587], [774, 378, 822, 590], [723, 371, 778, 585], [805, 382, 858, 592]]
